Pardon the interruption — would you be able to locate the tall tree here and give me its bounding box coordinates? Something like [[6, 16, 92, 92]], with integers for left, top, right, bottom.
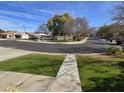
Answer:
[[72, 17, 89, 40], [111, 2, 124, 42], [47, 13, 91, 41], [97, 25, 113, 40], [112, 2, 124, 23], [97, 23, 124, 41], [47, 13, 73, 39], [63, 13, 74, 36]]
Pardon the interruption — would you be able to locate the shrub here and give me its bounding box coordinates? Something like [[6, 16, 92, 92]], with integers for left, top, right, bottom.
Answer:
[[107, 45, 123, 55]]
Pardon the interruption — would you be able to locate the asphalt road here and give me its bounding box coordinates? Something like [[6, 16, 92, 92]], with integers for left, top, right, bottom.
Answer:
[[0, 39, 112, 54]]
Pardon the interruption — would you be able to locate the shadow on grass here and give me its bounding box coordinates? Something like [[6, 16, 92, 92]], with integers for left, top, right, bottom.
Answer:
[[81, 61, 124, 91], [0, 54, 64, 77], [77, 56, 124, 92], [117, 61, 124, 68], [86, 74, 124, 92], [4, 61, 62, 77]]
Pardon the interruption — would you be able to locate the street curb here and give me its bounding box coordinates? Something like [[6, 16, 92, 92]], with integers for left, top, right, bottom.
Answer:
[[16, 37, 88, 45]]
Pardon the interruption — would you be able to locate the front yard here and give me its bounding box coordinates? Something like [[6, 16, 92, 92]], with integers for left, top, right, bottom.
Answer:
[[0, 53, 64, 77], [77, 55, 124, 92]]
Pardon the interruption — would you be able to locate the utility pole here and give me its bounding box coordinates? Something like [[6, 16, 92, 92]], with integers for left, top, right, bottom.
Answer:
[[23, 26, 26, 32], [22, 26, 26, 39]]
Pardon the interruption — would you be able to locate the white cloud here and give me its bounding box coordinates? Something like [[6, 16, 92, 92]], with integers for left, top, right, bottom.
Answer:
[[0, 15, 17, 27], [0, 10, 41, 21], [34, 9, 55, 14], [0, 14, 40, 32], [0, 15, 9, 19], [0, 21, 13, 26]]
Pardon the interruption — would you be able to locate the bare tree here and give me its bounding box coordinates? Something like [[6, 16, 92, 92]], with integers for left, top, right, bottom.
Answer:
[[72, 17, 89, 41], [35, 23, 48, 34], [112, 2, 124, 23], [87, 27, 96, 37], [111, 2, 124, 43]]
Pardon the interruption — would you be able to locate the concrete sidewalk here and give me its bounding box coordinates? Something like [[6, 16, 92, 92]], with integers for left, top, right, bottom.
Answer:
[[0, 71, 54, 92], [0, 47, 31, 62], [49, 54, 82, 92]]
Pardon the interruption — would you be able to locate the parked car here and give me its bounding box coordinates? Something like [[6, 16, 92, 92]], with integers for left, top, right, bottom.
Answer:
[[116, 38, 123, 45]]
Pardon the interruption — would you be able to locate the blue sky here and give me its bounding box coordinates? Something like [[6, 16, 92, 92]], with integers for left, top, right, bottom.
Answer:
[[0, 1, 115, 32]]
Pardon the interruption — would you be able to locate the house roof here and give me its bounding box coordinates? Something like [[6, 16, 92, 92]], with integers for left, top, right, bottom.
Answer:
[[0, 32, 29, 35]]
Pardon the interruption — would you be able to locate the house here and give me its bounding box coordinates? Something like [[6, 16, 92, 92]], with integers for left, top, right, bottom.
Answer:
[[18, 32, 29, 39], [0, 32, 15, 39], [27, 32, 52, 40], [35, 33, 51, 40], [0, 32, 30, 39]]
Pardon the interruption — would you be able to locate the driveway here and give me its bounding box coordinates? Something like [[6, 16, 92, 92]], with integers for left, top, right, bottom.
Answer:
[[0, 47, 30, 62], [0, 39, 112, 53]]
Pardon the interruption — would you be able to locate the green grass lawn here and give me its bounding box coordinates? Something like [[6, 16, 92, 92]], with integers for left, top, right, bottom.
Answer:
[[0, 53, 64, 77], [77, 55, 124, 92]]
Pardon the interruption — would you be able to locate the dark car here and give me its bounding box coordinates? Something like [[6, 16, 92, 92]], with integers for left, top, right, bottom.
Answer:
[[116, 38, 123, 45]]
